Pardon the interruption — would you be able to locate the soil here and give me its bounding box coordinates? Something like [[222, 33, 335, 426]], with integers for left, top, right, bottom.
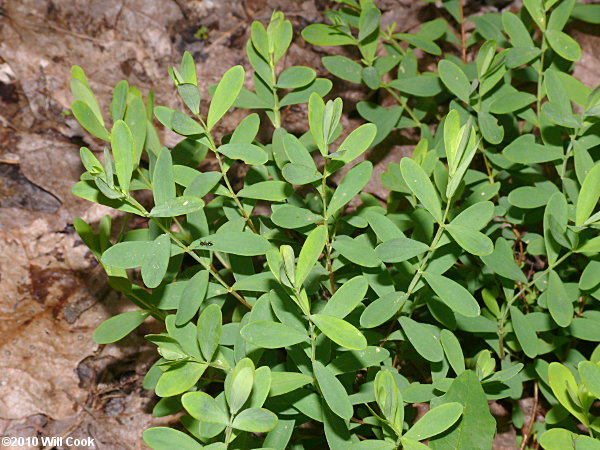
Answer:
[[0, 0, 598, 449]]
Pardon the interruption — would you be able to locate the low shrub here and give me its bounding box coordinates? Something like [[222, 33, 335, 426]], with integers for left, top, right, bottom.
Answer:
[[70, 1, 600, 448]]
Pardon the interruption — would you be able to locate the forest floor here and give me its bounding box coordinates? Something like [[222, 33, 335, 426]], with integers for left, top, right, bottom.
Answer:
[[0, 0, 598, 448]]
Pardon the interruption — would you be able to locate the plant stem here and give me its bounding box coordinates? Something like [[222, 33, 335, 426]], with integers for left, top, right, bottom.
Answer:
[[497, 250, 573, 358], [320, 158, 336, 294], [385, 87, 423, 127], [382, 201, 452, 341], [149, 216, 252, 309], [197, 116, 259, 234], [270, 55, 282, 128], [519, 381, 538, 450], [536, 37, 547, 123], [458, 0, 467, 63]]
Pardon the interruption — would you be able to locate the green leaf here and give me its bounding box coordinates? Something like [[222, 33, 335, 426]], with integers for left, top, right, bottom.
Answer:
[[580, 260, 600, 291], [508, 186, 557, 209], [440, 329, 465, 375], [489, 92, 536, 114], [308, 93, 326, 154], [445, 224, 493, 256], [176, 270, 209, 326], [539, 428, 598, 450], [149, 196, 204, 217], [503, 134, 563, 164], [322, 55, 362, 84], [579, 361, 600, 399], [375, 237, 430, 263], [231, 113, 260, 144], [272, 205, 321, 229], [404, 403, 463, 441], [277, 66, 316, 89], [207, 65, 245, 131], [171, 111, 204, 136], [143, 427, 202, 450], [400, 157, 442, 223], [263, 419, 295, 449], [481, 238, 527, 283], [395, 33, 442, 56], [279, 78, 333, 107], [333, 123, 377, 164], [510, 306, 538, 358], [351, 440, 396, 449], [323, 402, 353, 447], [93, 310, 149, 344], [374, 369, 403, 433], [575, 162, 600, 226], [72, 99, 110, 141], [228, 366, 254, 414], [111, 120, 135, 192], [358, 5, 381, 41], [478, 111, 504, 144], [180, 51, 197, 85], [295, 225, 327, 289], [192, 232, 271, 256], [506, 46, 541, 69], [423, 272, 480, 317], [548, 362, 587, 423], [399, 316, 443, 362], [547, 270, 573, 327], [70, 75, 103, 126], [429, 371, 495, 450], [568, 317, 600, 340], [282, 163, 322, 185], [270, 372, 313, 396], [311, 314, 367, 350], [238, 181, 293, 202], [327, 346, 390, 375], [523, 0, 546, 30], [153, 147, 176, 206], [321, 275, 368, 319], [102, 241, 152, 268], [332, 236, 381, 268], [124, 95, 147, 163], [182, 392, 229, 425], [544, 192, 568, 265], [178, 84, 201, 115], [156, 361, 207, 397], [197, 303, 222, 361], [328, 161, 373, 217], [438, 60, 471, 103], [232, 408, 278, 433], [141, 233, 171, 288], [216, 143, 268, 165], [360, 291, 407, 328], [545, 29, 582, 62], [301, 24, 356, 46], [389, 74, 443, 97], [451, 201, 495, 230], [241, 321, 308, 348], [313, 361, 353, 420]]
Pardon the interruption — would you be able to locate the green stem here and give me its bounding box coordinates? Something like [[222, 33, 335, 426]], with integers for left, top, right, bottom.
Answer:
[[197, 116, 259, 234], [383, 202, 451, 339], [270, 55, 282, 128], [497, 250, 573, 359], [385, 86, 423, 127], [407, 201, 452, 298], [320, 158, 336, 293], [536, 37, 548, 123], [149, 216, 252, 309]]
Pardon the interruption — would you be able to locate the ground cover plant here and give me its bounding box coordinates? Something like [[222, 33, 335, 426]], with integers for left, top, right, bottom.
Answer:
[[69, 0, 600, 448]]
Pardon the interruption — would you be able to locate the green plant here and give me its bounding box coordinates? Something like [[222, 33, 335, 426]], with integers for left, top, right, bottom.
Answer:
[[70, 1, 600, 449]]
